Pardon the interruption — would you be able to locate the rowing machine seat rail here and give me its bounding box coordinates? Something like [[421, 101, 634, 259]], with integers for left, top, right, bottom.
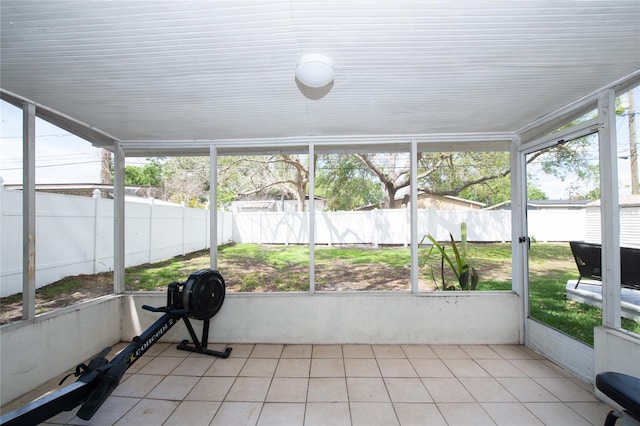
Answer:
[[0, 269, 232, 426]]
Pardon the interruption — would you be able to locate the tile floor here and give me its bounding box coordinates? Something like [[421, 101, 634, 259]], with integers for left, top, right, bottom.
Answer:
[[3, 343, 613, 425]]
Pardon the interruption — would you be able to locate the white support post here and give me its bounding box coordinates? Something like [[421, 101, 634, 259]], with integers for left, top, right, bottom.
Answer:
[[113, 142, 125, 294], [210, 146, 218, 269], [410, 139, 419, 293], [22, 102, 36, 320], [598, 89, 622, 329], [308, 142, 316, 294], [511, 135, 527, 344], [93, 189, 101, 274], [510, 135, 527, 297]]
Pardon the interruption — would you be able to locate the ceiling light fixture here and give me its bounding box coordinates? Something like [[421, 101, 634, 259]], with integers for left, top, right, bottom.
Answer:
[[295, 54, 334, 88]]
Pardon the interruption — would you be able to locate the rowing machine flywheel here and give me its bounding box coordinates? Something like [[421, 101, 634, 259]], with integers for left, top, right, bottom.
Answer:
[[182, 269, 226, 320]]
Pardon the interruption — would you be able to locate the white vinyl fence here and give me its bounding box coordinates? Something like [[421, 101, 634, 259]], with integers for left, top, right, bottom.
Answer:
[[1, 183, 590, 297], [232, 209, 586, 246], [0, 186, 233, 297]]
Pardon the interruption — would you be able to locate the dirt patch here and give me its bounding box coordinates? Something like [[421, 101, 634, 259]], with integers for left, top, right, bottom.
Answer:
[[0, 273, 115, 325]]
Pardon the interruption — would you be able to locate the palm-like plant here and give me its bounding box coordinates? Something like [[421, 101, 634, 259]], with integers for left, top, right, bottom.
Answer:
[[421, 222, 479, 291]]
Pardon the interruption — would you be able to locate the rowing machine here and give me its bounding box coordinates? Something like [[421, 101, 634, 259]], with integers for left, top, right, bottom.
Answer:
[[0, 269, 232, 426]]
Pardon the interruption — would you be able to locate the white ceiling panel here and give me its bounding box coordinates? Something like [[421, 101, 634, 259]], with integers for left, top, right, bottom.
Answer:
[[1, 1, 638, 151]]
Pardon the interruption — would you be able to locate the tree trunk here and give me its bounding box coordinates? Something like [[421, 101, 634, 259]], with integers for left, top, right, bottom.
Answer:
[[100, 149, 112, 184], [384, 183, 397, 209]]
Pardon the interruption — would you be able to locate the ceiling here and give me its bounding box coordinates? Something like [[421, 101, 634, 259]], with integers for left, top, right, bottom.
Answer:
[[1, 1, 639, 153]]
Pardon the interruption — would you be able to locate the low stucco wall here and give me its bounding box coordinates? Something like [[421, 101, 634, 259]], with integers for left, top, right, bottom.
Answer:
[[525, 318, 594, 383], [593, 327, 640, 409], [121, 291, 521, 345], [594, 327, 640, 378], [0, 296, 121, 406], [1, 291, 521, 407]]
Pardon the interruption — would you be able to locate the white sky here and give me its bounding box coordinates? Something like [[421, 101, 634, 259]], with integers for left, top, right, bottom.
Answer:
[[1, 97, 637, 197], [0, 100, 146, 184]]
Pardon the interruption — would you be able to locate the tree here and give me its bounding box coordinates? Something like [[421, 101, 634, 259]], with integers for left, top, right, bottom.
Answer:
[[129, 135, 594, 211], [100, 149, 112, 184], [162, 157, 210, 207], [218, 154, 311, 211], [341, 142, 595, 208], [123, 159, 164, 187], [315, 154, 382, 210], [350, 151, 517, 208]]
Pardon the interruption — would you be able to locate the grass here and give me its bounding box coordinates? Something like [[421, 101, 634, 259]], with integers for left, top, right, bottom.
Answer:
[[315, 245, 410, 267], [125, 250, 212, 291], [3, 243, 638, 345]]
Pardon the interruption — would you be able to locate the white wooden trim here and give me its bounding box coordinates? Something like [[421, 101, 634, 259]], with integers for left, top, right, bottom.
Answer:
[[309, 142, 316, 294], [210, 146, 218, 270], [22, 101, 36, 320], [598, 90, 622, 329], [113, 142, 125, 294], [410, 139, 419, 294]]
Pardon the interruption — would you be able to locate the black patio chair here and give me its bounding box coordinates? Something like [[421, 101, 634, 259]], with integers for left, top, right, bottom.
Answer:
[[595, 371, 640, 426], [570, 241, 602, 288]]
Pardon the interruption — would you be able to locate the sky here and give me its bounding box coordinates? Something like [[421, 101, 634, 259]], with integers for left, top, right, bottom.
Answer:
[[0, 101, 103, 184], [0, 100, 147, 185], [1, 97, 637, 198]]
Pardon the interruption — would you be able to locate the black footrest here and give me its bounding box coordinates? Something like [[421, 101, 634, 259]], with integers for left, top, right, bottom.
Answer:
[[596, 371, 640, 421]]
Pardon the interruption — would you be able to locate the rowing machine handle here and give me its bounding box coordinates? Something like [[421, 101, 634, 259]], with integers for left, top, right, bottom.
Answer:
[[141, 304, 187, 315]]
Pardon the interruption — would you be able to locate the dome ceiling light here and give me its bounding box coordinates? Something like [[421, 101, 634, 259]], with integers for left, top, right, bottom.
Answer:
[[295, 54, 334, 88]]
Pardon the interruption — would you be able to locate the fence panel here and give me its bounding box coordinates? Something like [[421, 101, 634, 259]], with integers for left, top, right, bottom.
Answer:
[[126, 201, 153, 266], [184, 207, 208, 253], [1, 188, 23, 293], [0, 188, 224, 297], [317, 211, 371, 245], [36, 193, 97, 282]]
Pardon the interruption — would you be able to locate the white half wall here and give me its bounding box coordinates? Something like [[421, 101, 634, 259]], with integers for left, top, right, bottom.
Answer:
[[594, 327, 640, 377], [0, 296, 121, 405], [593, 327, 640, 409], [1, 291, 521, 407], [525, 318, 594, 383], [121, 292, 521, 345]]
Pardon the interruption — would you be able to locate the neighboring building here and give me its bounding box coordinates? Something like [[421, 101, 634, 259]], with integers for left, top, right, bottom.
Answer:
[[484, 199, 590, 211], [3, 183, 163, 200], [358, 190, 485, 211], [232, 194, 328, 213], [585, 194, 640, 248], [404, 193, 485, 210]]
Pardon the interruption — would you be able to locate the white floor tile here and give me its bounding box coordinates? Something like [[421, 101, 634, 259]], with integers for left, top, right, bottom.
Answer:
[[304, 402, 351, 426], [350, 402, 399, 426], [307, 378, 348, 402], [524, 402, 592, 425], [437, 402, 496, 426], [210, 401, 262, 426], [266, 378, 309, 403], [347, 377, 390, 402], [384, 378, 432, 403], [481, 402, 543, 426], [113, 399, 179, 426], [226, 377, 271, 402], [257, 402, 305, 426], [393, 402, 447, 426], [163, 400, 220, 426]]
